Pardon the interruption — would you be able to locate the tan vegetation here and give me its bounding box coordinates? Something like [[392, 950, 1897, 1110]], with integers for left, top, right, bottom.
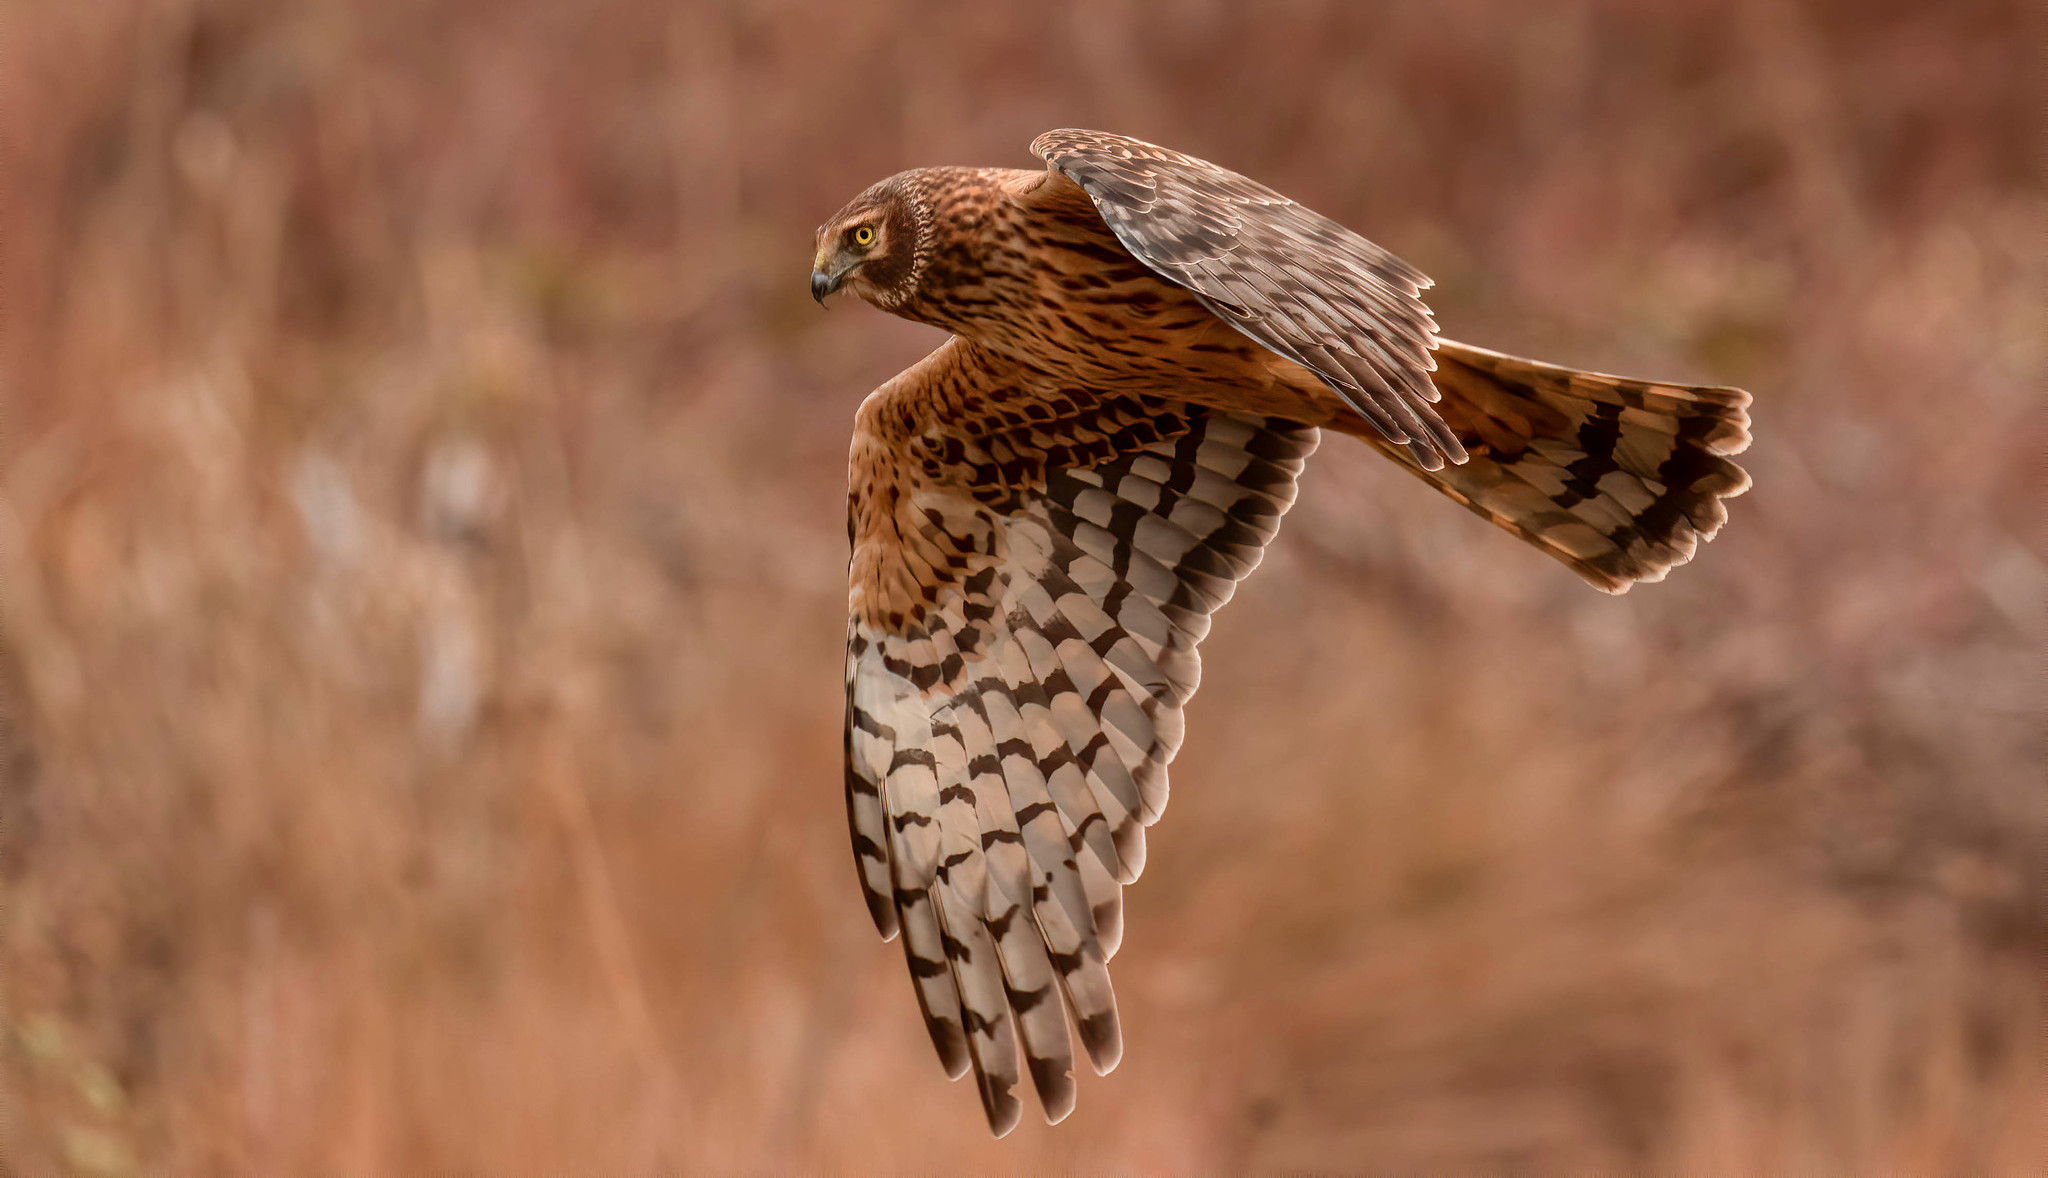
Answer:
[[3, 0, 2038, 1170]]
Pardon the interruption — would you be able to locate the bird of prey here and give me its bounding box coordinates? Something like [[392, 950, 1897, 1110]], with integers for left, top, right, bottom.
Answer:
[[810, 129, 1752, 1136]]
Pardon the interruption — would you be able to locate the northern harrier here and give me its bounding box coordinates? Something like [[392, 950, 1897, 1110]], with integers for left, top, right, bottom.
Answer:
[[811, 129, 1751, 1135]]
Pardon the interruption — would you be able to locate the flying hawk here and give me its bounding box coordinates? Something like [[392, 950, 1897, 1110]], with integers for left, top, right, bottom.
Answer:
[[810, 129, 1752, 1135]]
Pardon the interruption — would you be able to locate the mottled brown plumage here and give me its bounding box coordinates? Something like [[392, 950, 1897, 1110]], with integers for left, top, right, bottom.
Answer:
[[813, 129, 1753, 1136]]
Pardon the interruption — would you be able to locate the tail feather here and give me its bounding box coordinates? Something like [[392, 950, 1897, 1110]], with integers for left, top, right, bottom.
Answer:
[[1342, 339, 1753, 592]]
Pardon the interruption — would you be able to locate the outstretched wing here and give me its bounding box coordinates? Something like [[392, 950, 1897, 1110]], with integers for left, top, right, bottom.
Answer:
[[1030, 127, 1462, 471], [844, 338, 1316, 1135]]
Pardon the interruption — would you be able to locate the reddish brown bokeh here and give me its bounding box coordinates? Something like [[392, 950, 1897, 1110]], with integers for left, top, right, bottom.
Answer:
[[3, 1, 2038, 1170]]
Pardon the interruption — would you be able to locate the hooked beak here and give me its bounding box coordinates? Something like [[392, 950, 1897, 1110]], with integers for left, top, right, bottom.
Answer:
[[810, 268, 842, 305]]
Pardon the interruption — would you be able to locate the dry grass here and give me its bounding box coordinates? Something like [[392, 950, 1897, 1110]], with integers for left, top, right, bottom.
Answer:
[[2, 0, 2040, 1171]]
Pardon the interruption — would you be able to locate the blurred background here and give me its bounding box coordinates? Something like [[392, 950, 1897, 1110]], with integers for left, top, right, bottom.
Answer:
[[3, 0, 2039, 1170]]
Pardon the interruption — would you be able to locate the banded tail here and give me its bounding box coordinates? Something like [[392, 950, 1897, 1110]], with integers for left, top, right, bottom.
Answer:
[[1343, 339, 1754, 592]]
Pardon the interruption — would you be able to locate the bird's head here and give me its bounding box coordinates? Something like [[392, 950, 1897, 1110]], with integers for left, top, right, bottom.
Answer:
[[811, 172, 929, 310]]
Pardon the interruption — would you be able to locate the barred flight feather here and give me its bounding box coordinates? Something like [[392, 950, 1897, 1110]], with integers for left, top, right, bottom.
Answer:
[[845, 339, 1313, 1133], [1353, 339, 1754, 592]]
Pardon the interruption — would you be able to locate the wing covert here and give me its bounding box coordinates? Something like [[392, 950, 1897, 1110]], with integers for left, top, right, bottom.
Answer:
[[1030, 127, 1464, 470], [844, 338, 1316, 1135]]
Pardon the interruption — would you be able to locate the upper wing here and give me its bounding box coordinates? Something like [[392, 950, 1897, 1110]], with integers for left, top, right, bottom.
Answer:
[[1030, 127, 1464, 471], [844, 337, 1316, 1135]]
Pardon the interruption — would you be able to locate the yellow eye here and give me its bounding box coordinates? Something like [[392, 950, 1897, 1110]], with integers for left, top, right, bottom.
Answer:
[[852, 225, 876, 247]]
